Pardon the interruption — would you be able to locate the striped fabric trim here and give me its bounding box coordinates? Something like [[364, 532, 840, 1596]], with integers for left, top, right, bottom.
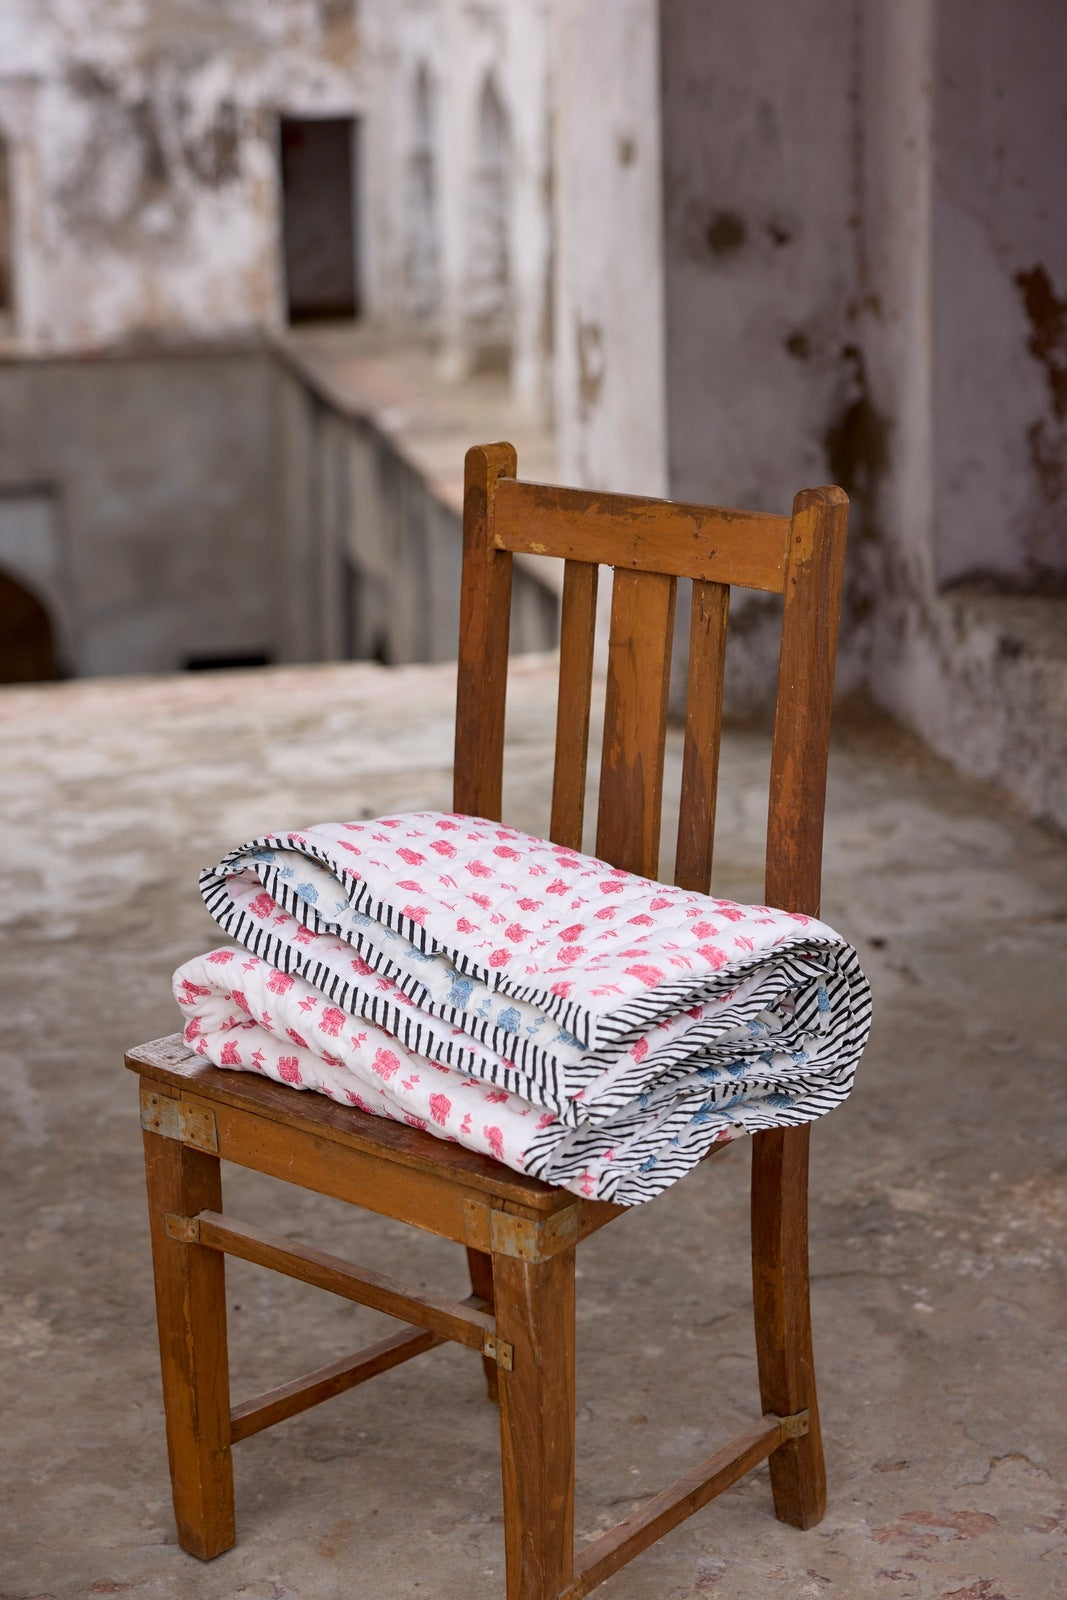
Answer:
[[201, 865, 868, 1126], [201, 845, 864, 1108], [184, 813, 873, 1198]]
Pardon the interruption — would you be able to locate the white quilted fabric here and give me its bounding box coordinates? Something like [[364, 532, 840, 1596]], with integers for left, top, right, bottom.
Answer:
[[173, 812, 871, 1203]]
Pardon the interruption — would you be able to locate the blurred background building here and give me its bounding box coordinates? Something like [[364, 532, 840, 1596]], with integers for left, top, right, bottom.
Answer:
[[0, 0, 1064, 829]]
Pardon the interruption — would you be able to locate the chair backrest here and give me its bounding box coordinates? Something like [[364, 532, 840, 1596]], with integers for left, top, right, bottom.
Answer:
[[453, 442, 848, 918]]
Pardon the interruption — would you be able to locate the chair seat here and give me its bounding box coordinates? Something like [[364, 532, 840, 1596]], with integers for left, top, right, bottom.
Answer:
[[128, 1034, 617, 1225]]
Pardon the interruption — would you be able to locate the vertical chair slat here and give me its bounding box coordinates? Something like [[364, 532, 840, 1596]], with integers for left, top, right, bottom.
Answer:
[[595, 568, 676, 879], [674, 580, 730, 894], [764, 487, 849, 916], [550, 560, 599, 850], [454, 442, 517, 822]]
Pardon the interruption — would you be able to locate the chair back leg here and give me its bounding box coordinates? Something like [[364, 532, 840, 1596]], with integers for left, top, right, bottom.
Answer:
[[467, 1244, 500, 1402], [750, 1125, 827, 1529], [143, 1119, 235, 1559]]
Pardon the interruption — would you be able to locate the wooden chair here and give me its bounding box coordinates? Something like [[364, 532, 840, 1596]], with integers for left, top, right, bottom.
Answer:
[[126, 443, 848, 1599]]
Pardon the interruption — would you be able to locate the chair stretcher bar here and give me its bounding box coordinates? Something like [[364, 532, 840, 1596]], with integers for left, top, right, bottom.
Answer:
[[167, 1209, 502, 1357], [564, 1410, 809, 1598], [229, 1325, 443, 1443]]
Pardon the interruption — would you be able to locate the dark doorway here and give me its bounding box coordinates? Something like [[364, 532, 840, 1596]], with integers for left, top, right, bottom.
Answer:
[[0, 570, 60, 683], [280, 117, 360, 322]]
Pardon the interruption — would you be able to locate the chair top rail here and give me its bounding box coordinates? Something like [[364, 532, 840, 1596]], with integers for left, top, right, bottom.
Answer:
[[492, 476, 790, 592]]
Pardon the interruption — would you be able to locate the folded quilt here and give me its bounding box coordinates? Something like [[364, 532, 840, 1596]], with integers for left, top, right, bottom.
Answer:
[[173, 811, 871, 1204]]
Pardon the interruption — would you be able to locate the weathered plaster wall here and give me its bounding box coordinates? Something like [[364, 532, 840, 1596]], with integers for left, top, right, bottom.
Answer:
[[360, 0, 553, 418], [933, 0, 1067, 587], [661, 0, 859, 511], [859, 0, 936, 651], [0, 0, 555, 407], [0, 0, 364, 351], [658, 0, 869, 711], [1, 0, 1062, 825], [859, 0, 1067, 831], [654, 0, 1065, 825], [551, 0, 667, 499]]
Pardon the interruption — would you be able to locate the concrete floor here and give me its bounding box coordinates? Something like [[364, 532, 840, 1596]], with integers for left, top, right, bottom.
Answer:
[[1, 657, 1065, 1600]]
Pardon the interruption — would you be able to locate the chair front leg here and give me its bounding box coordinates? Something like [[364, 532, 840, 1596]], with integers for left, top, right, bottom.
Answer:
[[750, 1124, 827, 1529], [143, 1119, 235, 1559], [493, 1243, 576, 1600]]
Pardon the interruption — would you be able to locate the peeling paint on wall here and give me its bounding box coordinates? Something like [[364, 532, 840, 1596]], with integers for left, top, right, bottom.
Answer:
[[823, 343, 890, 504], [1013, 264, 1067, 568], [1, 1, 365, 350], [1015, 264, 1067, 421], [704, 209, 746, 258], [56, 63, 246, 244], [575, 318, 604, 422]]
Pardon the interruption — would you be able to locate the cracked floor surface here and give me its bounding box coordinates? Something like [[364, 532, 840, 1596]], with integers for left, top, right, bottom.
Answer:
[[1, 657, 1065, 1600]]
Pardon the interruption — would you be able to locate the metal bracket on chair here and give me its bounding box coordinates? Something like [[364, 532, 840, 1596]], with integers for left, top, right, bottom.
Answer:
[[140, 1089, 218, 1153], [776, 1410, 811, 1440], [482, 1332, 514, 1371], [463, 1199, 578, 1262], [164, 1212, 202, 1243]]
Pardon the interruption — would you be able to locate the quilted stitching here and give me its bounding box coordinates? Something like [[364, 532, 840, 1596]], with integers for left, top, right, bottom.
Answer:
[[174, 812, 872, 1203]]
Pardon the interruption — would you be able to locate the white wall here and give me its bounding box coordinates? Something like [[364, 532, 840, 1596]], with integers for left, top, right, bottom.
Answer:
[[2, 0, 554, 410], [362, 0, 553, 419], [0, 0, 365, 351], [551, 0, 667, 496]]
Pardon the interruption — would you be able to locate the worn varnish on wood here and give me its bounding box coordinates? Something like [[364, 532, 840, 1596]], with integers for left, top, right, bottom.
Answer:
[[127, 443, 848, 1598]]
